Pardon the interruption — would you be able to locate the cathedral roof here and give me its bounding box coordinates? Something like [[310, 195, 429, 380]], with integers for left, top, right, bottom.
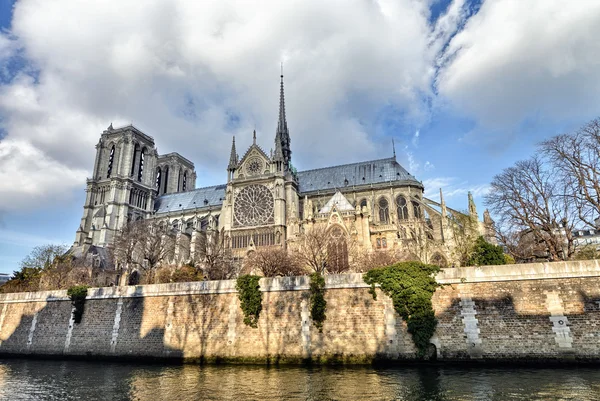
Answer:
[[296, 157, 421, 194], [153, 157, 421, 214], [154, 184, 226, 214], [319, 191, 355, 214]]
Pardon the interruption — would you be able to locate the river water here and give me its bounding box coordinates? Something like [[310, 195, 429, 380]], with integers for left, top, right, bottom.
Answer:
[[0, 358, 599, 400]]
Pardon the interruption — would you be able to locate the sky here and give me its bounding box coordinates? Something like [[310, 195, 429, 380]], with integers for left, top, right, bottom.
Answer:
[[1, 0, 600, 274]]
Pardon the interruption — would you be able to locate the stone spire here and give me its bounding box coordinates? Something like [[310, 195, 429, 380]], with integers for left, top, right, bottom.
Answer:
[[275, 73, 291, 169], [440, 188, 447, 217], [468, 191, 477, 218], [228, 136, 238, 171]]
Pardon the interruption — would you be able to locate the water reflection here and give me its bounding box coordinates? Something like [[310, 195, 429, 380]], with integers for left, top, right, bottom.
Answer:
[[0, 359, 600, 400]]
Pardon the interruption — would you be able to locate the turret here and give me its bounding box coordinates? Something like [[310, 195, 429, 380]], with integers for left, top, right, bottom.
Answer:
[[227, 136, 238, 181]]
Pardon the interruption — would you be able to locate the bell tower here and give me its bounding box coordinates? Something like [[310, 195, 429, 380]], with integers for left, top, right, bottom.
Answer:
[[75, 124, 158, 247]]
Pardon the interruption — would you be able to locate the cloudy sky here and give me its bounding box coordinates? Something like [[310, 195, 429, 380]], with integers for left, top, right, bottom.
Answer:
[[1, 0, 599, 273]]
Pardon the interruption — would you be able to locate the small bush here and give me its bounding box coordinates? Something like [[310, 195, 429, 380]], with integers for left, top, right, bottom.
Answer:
[[309, 272, 327, 332], [236, 275, 262, 328], [67, 285, 89, 324]]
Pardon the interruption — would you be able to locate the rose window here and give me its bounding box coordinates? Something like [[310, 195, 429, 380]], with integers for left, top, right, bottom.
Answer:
[[234, 184, 274, 226], [245, 157, 263, 176]]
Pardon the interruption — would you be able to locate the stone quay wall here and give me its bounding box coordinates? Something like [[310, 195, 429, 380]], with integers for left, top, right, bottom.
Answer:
[[1, 260, 600, 363]]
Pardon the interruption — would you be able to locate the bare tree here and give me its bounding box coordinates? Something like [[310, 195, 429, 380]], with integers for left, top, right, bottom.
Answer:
[[111, 220, 176, 283], [293, 225, 355, 274], [244, 246, 305, 277], [192, 230, 239, 280], [447, 212, 479, 266], [485, 156, 576, 261], [351, 248, 404, 273], [541, 118, 600, 227], [140, 223, 176, 270], [294, 225, 330, 274]]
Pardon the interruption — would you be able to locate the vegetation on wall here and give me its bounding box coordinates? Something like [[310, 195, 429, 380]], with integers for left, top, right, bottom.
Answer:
[[236, 275, 263, 328], [309, 272, 327, 332], [67, 285, 90, 324], [466, 236, 507, 266], [363, 261, 440, 358]]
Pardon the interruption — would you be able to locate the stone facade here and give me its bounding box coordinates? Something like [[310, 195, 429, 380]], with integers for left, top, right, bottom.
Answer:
[[1, 260, 600, 363], [73, 75, 494, 270]]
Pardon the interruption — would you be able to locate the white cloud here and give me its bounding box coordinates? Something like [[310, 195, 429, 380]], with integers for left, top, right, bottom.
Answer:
[[436, 0, 600, 130], [1, 0, 599, 213], [0, 139, 87, 210], [423, 176, 489, 205], [0, 0, 437, 211]]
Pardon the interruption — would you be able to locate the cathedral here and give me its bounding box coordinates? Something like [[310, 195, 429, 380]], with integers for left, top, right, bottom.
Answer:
[[74, 74, 494, 271]]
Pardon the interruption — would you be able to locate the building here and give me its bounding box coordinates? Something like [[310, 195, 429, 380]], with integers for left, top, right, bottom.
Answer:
[[73, 74, 494, 272]]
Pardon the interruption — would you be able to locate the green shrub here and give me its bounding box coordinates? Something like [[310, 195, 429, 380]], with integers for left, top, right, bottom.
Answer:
[[363, 261, 440, 358], [67, 285, 89, 324], [309, 272, 327, 332], [467, 236, 506, 266], [236, 275, 262, 328]]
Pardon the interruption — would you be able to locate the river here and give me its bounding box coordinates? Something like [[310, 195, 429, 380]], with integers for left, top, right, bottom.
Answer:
[[0, 358, 599, 400]]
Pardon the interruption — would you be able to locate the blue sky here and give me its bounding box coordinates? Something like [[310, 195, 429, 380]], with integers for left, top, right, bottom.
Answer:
[[1, 0, 599, 274]]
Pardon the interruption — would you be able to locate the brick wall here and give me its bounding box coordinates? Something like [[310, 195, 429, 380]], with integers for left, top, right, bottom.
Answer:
[[0, 260, 599, 363]]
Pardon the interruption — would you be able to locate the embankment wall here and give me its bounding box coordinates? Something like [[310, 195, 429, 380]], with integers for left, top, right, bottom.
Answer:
[[1, 260, 600, 363]]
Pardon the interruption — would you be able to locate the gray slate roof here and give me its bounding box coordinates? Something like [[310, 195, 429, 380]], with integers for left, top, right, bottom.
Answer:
[[153, 157, 420, 213], [154, 184, 226, 213], [296, 157, 421, 194]]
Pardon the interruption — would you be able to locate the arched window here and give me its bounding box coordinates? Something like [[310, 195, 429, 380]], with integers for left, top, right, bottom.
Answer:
[[156, 168, 162, 194], [182, 171, 187, 191], [396, 196, 409, 220], [137, 147, 146, 182], [163, 166, 169, 194], [378, 197, 389, 223], [107, 145, 115, 178], [359, 198, 367, 209], [431, 253, 448, 268], [412, 200, 422, 219], [130, 144, 139, 177], [327, 226, 349, 273]]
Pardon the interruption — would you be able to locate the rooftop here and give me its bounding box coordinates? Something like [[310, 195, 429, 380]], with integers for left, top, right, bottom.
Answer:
[[153, 157, 421, 213]]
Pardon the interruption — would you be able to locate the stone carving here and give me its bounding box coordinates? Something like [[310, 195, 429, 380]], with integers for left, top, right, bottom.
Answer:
[[234, 184, 274, 227]]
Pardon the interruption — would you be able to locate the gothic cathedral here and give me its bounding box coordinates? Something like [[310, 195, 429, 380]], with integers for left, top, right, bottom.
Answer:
[[74, 74, 494, 269]]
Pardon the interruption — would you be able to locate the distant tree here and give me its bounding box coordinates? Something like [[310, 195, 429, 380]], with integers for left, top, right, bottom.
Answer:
[[485, 156, 577, 261], [192, 230, 239, 280], [111, 220, 176, 284], [244, 246, 305, 277], [541, 118, 600, 227], [293, 225, 354, 274], [466, 236, 506, 266], [1, 244, 68, 293], [294, 225, 330, 274], [351, 248, 404, 273], [447, 212, 479, 266]]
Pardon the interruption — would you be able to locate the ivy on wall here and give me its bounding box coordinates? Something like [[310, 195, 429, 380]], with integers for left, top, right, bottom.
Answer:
[[309, 272, 327, 332], [236, 275, 263, 328], [67, 285, 89, 324], [363, 261, 440, 358]]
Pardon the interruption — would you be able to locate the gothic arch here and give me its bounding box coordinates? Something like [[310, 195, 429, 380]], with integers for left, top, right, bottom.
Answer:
[[327, 225, 349, 273], [412, 199, 422, 219], [137, 147, 147, 182], [396, 195, 409, 220], [377, 196, 390, 224], [156, 167, 162, 194], [106, 144, 116, 178], [431, 252, 448, 268], [130, 143, 140, 177]]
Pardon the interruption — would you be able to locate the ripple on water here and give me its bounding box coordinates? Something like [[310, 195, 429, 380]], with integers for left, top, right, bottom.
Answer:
[[1, 360, 600, 401]]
